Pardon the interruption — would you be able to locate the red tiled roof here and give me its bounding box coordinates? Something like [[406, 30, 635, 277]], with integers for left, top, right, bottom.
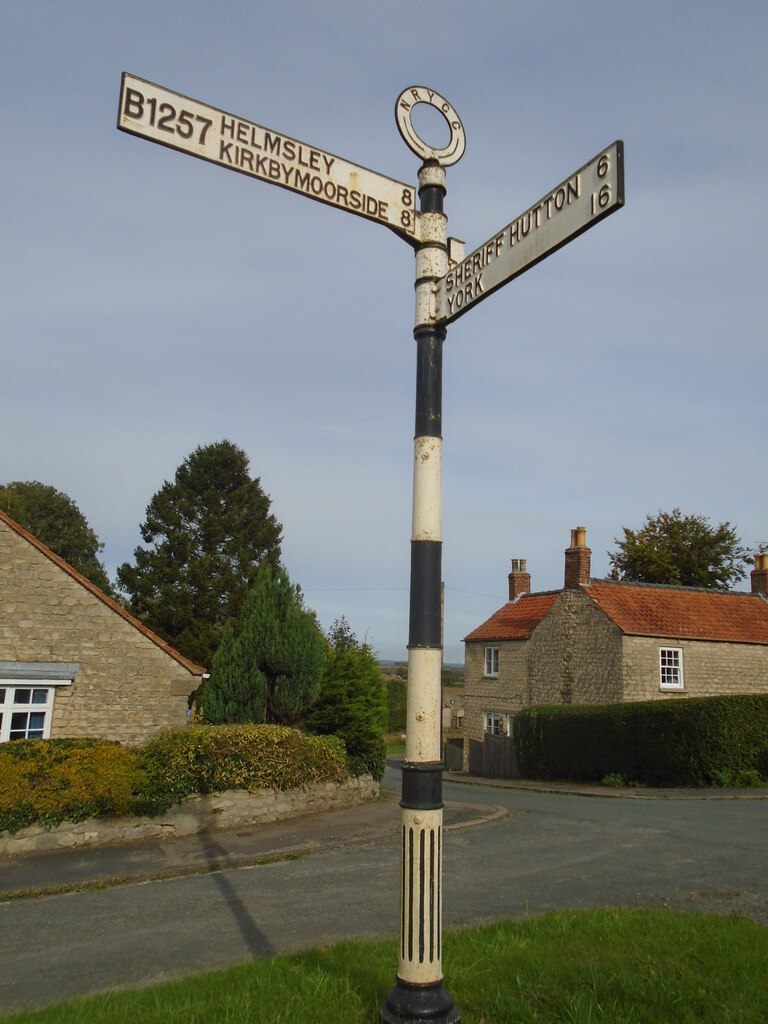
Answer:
[[585, 581, 768, 645], [0, 508, 206, 676], [463, 591, 559, 642]]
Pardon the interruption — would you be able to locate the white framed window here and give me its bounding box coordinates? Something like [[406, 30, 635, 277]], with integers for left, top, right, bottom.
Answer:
[[0, 663, 76, 743], [659, 647, 684, 690], [484, 711, 503, 735], [484, 646, 499, 677], [0, 686, 55, 742]]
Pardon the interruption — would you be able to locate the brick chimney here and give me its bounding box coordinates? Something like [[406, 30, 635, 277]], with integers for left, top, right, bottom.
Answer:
[[751, 552, 768, 597], [564, 526, 591, 589], [508, 558, 531, 600]]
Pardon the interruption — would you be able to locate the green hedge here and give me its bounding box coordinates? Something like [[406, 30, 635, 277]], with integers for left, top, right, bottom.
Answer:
[[0, 725, 348, 835], [515, 695, 768, 787], [136, 725, 347, 811]]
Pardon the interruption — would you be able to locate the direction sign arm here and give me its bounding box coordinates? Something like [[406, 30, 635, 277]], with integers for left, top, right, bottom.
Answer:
[[436, 141, 624, 324], [117, 72, 422, 244]]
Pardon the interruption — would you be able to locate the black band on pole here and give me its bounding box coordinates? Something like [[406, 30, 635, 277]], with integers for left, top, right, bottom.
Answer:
[[418, 165, 445, 214], [409, 540, 442, 648], [414, 326, 444, 439], [401, 762, 444, 810]]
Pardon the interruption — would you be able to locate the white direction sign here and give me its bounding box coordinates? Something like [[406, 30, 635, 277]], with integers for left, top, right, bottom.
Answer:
[[118, 73, 420, 242], [436, 141, 624, 324]]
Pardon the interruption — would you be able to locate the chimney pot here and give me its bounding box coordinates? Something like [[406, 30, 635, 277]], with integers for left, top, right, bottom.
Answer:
[[509, 558, 531, 600], [752, 552, 768, 596], [564, 527, 591, 588]]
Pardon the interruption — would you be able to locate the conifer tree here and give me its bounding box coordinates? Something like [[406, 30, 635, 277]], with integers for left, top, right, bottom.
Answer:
[[202, 565, 325, 725], [306, 618, 388, 779], [117, 441, 282, 668]]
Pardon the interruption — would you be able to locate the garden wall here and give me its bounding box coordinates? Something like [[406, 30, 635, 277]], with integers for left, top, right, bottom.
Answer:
[[1, 775, 378, 857]]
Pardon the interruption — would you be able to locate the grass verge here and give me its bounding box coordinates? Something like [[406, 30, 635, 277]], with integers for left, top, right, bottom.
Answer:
[[2, 908, 766, 1023]]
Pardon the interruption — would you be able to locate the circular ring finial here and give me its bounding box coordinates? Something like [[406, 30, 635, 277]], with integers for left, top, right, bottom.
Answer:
[[395, 86, 465, 166]]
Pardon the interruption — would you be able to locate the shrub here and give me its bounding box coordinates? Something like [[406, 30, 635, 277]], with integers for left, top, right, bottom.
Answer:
[[202, 565, 326, 726], [136, 725, 348, 812], [305, 618, 388, 780], [1, 726, 349, 834], [515, 695, 768, 787], [0, 739, 145, 834]]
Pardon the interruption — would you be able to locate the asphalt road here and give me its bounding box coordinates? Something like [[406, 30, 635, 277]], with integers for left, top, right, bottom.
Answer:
[[1, 766, 766, 1014]]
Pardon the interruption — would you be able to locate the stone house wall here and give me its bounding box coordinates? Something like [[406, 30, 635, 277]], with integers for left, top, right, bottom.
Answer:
[[527, 590, 624, 706], [622, 634, 768, 702], [462, 637, 527, 769], [0, 517, 201, 746]]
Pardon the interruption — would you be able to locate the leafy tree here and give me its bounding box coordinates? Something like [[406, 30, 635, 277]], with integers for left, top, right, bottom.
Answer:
[[306, 617, 388, 779], [117, 441, 282, 668], [607, 509, 750, 591], [0, 480, 114, 595], [202, 564, 326, 726]]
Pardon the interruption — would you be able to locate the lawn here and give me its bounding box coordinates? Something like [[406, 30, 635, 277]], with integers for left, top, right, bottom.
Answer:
[[3, 908, 766, 1023]]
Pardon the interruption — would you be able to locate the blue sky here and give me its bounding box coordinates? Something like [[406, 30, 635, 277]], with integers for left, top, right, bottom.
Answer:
[[2, 2, 766, 662]]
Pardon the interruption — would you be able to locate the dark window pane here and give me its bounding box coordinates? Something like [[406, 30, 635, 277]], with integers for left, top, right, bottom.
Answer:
[[31, 689, 48, 705], [14, 689, 31, 705], [10, 711, 29, 739]]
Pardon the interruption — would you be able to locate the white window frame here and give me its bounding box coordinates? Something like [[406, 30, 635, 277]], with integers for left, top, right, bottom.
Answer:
[[505, 714, 514, 738], [659, 647, 684, 690], [0, 685, 56, 742], [484, 646, 499, 678], [0, 663, 76, 744], [484, 711, 503, 735]]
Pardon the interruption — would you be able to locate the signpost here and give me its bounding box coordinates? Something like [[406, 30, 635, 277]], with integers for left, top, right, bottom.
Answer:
[[118, 73, 420, 242], [436, 142, 624, 324], [118, 76, 624, 1024]]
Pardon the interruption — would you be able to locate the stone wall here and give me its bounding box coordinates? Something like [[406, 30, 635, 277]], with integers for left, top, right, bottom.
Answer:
[[1, 775, 379, 856], [622, 635, 768, 702], [528, 590, 624, 706], [462, 639, 527, 769], [0, 518, 200, 745]]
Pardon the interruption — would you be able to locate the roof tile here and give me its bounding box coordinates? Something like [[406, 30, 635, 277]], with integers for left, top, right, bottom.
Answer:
[[464, 592, 559, 642], [586, 581, 768, 645]]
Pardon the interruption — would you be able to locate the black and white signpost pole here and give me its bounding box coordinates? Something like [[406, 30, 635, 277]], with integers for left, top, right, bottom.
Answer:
[[118, 75, 623, 1024], [381, 88, 465, 1024]]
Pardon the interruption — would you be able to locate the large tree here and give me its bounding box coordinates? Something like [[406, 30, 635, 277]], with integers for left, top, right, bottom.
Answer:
[[117, 441, 282, 668], [607, 509, 750, 591], [202, 564, 326, 725], [0, 481, 113, 595], [305, 617, 388, 779]]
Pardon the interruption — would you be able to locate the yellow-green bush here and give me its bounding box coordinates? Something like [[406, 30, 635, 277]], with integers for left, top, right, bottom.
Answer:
[[1, 726, 349, 834], [0, 739, 144, 834], [136, 725, 347, 812]]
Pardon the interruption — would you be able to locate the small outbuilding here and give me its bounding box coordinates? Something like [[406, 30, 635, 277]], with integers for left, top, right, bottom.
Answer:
[[0, 508, 205, 745]]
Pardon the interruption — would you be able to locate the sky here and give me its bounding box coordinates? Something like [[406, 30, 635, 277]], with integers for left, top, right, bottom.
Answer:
[[2, 2, 766, 664]]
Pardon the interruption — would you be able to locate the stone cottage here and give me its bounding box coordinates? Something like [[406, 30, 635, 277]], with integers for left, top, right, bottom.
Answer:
[[462, 527, 768, 770], [0, 508, 205, 745]]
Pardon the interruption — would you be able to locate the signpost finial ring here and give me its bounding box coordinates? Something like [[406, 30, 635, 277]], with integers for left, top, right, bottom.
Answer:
[[395, 87, 465, 166]]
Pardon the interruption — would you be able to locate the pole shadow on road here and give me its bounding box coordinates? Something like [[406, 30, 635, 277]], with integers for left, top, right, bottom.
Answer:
[[200, 836, 276, 957]]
